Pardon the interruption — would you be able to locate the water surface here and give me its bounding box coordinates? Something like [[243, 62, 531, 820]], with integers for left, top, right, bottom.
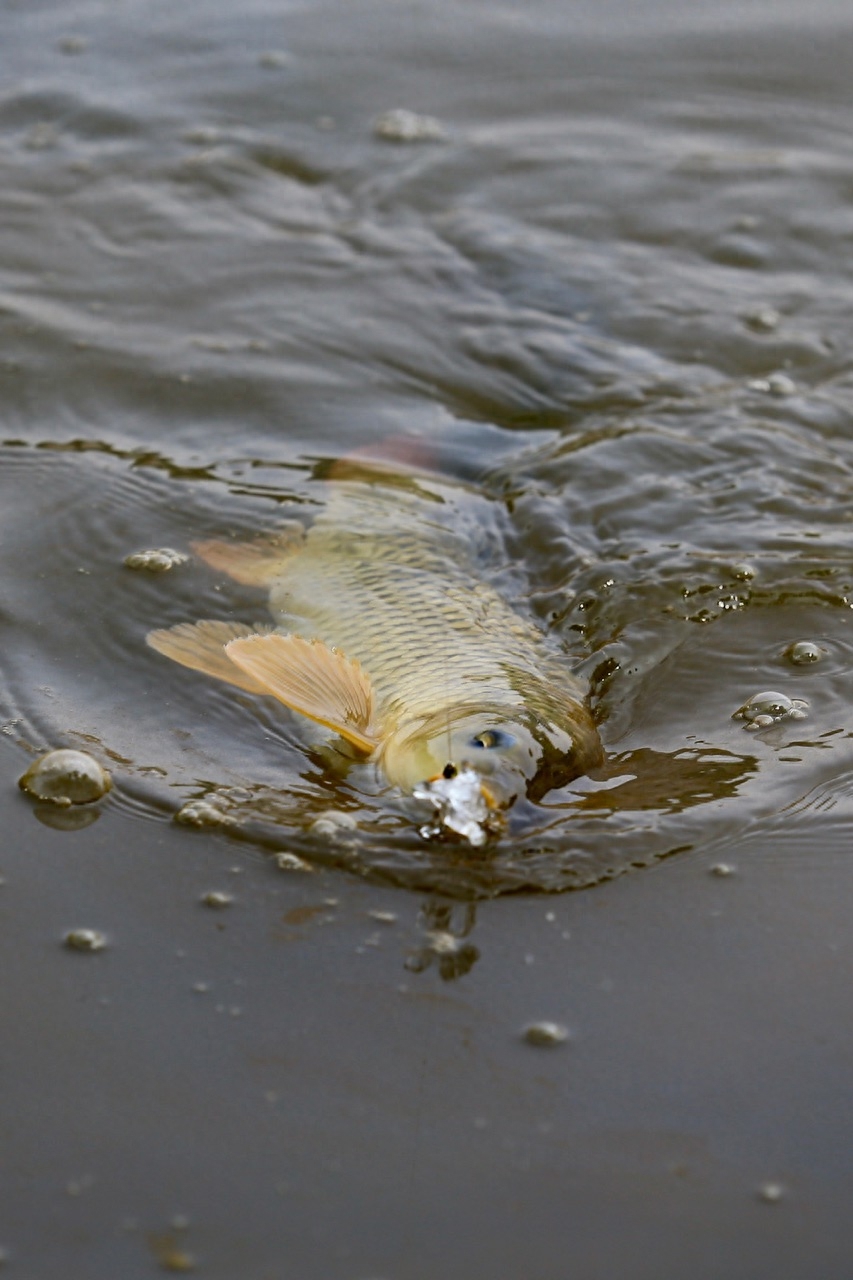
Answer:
[[3, 0, 853, 1275]]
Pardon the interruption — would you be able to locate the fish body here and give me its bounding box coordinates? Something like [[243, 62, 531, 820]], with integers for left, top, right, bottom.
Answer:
[[148, 460, 602, 821]]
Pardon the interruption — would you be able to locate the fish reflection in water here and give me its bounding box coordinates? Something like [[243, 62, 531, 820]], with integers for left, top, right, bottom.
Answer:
[[559, 747, 759, 816], [405, 900, 480, 981], [148, 454, 604, 843]]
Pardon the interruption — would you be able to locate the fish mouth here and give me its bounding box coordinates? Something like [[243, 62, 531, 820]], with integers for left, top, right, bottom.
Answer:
[[412, 761, 514, 847], [433, 761, 518, 812]]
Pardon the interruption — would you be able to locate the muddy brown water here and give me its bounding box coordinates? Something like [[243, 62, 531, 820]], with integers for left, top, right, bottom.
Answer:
[[3, 0, 853, 1275]]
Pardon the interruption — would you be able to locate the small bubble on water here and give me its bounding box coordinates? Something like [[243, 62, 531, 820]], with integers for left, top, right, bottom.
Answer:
[[175, 798, 231, 827], [200, 891, 232, 909], [743, 305, 780, 332], [710, 862, 736, 877], [373, 108, 446, 142], [522, 1021, 569, 1047], [310, 809, 358, 838], [749, 372, 796, 396], [785, 640, 825, 665], [767, 372, 797, 397], [124, 547, 188, 572], [274, 852, 314, 872], [729, 562, 755, 581], [758, 1181, 785, 1203], [64, 928, 107, 953], [19, 748, 111, 806]]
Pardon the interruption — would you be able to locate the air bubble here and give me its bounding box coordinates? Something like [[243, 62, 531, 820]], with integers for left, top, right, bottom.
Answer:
[[767, 373, 796, 396], [522, 1021, 569, 1047], [785, 640, 825, 666], [19, 749, 111, 806], [743, 305, 780, 332], [373, 108, 446, 143], [64, 928, 107, 952], [309, 810, 358, 837], [123, 547, 188, 572], [175, 799, 231, 827], [748, 373, 796, 397], [274, 852, 314, 873], [200, 891, 232, 909], [733, 691, 808, 730]]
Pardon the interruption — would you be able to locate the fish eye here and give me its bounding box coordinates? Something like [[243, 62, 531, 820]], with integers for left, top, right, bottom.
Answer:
[[470, 729, 515, 750]]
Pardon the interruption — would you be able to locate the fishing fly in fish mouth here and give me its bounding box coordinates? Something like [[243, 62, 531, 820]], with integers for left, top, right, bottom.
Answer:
[[147, 457, 603, 844]]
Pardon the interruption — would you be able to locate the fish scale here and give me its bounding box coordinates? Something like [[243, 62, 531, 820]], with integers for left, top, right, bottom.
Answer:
[[267, 478, 580, 727]]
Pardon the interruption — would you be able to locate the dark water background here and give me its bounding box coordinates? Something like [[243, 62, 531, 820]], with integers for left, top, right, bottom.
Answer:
[[4, 0, 853, 1274]]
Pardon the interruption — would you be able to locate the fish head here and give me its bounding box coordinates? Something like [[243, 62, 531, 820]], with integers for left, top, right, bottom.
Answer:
[[383, 702, 603, 813]]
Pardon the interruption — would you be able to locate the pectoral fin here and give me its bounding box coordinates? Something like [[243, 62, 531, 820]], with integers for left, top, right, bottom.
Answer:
[[192, 523, 305, 587], [147, 620, 273, 694], [225, 633, 379, 754]]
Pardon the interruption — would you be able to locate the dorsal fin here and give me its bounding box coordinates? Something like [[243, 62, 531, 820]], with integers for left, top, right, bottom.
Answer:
[[147, 620, 273, 694], [192, 522, 305, 587], [225, 633, 379, 754]]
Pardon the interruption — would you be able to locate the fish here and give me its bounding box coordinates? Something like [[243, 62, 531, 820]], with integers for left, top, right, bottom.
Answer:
[[147, 455, 603, 837]]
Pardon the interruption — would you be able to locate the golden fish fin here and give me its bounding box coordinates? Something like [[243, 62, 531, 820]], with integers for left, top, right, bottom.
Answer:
[[147, 620, 273, 694], [192, 523, 305, 586], [225, 633, 379, 755]]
